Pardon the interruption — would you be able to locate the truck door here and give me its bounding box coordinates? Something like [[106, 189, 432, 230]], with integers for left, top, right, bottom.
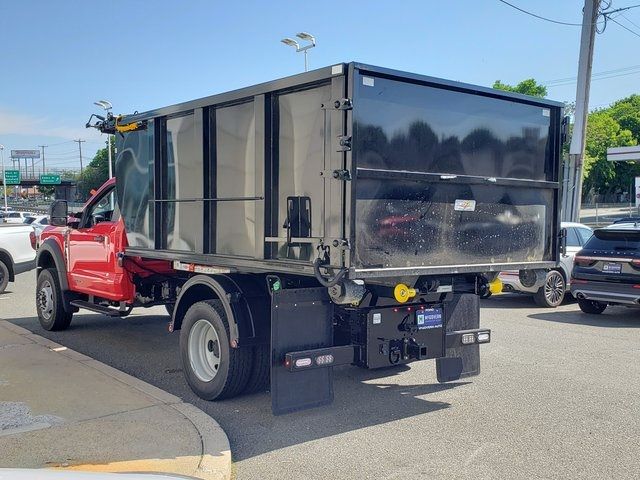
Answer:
[[268, 81, 345, 265], [67, 185, 129, 300]]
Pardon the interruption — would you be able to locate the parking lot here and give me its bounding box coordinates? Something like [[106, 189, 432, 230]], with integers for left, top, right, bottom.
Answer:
[[1, 271, 639, 479]]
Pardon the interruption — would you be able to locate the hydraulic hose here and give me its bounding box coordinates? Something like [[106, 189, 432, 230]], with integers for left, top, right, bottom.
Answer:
[[313, 258, 347, 288]]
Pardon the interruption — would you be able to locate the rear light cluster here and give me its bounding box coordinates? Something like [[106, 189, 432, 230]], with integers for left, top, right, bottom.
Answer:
[[29, 231, 37, 250], [631, 259, 640, 270], [574, 256, 596, 267]]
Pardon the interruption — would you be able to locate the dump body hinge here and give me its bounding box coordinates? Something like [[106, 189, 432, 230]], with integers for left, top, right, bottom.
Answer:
[[332, 169, 351, 181], [337, 135, 352, 152], [322, 98, 352, 110]]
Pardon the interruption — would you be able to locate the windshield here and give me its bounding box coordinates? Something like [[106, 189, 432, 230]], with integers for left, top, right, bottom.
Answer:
[[23, 217, 36, 224]]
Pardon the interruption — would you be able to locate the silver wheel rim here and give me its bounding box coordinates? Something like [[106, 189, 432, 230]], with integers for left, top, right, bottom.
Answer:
[[544, 273, 564, 305], [188, 319, 221, 382], [38, 280, 54, 319]]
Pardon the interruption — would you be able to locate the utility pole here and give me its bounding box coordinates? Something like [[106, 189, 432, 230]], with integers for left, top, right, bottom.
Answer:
[[564, 0, 600, 222], [38, 145, 47, 174], [74, 139, 85, 174]]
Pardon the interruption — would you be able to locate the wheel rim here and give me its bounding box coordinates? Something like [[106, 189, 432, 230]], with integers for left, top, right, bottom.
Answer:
[[38, 280, 54, 320], [544, 273, 564, 305], [188, 319, 221, 382]]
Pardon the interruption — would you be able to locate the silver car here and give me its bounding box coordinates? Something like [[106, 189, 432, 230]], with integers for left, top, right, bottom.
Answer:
[[496, 222, 593, 307]]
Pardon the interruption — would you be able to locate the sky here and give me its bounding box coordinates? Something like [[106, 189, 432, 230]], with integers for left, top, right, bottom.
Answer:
[[1, 0, 639, 172]]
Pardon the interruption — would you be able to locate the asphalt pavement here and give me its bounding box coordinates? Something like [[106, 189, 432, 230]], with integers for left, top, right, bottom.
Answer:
[[2, 272, 640, 479]]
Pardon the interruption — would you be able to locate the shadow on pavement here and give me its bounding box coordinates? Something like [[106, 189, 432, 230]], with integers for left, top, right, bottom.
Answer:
[[8, 311, 465, 462], [481, 294, 577, 310], [528, 306, 640, 328]]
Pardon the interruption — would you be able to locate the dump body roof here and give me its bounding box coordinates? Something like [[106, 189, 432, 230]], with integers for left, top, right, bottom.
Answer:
[[120, 62, 564, 124]]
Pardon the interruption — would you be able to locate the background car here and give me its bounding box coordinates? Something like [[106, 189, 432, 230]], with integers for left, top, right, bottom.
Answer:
[[571, 223, 640, 314], [2, 211, 36, 224], [24, 214, 49, 247], [495, 222, 593, 307]]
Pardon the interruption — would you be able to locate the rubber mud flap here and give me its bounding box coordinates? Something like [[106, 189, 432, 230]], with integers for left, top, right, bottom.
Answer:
[[271, 287, 334, 415], [437, 294, 480, 382]]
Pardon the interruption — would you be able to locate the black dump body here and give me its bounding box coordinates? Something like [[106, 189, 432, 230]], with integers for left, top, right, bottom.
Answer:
[[116, 62, 563, 281]]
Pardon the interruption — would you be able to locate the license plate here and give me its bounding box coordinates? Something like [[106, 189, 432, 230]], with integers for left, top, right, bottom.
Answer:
[[416, 307, 443, 330], [603, 263, 622, 274]]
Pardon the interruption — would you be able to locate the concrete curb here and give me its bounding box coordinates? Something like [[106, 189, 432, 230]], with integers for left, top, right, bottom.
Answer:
[[1, 321, 232, 480]]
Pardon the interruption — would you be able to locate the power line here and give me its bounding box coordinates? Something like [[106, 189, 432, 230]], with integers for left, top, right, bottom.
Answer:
[[620, 13, 640, 28], [607, 13, 640, 37], [496, 0, 583, 26]]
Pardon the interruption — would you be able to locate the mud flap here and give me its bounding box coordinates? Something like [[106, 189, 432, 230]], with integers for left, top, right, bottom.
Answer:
[[436, 294, 480, 383], [271, 287, 334, 415]]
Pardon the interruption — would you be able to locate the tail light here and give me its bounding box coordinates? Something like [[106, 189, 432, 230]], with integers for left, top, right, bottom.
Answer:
[[29, 230, 37, 250], [574, 256, 596, 267]]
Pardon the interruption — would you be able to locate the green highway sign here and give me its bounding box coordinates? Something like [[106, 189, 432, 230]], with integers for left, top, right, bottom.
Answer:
[[40, 174, 61, 185], [4, 170, 20, 185]]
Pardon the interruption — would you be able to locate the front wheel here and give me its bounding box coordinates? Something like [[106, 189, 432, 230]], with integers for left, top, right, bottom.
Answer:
[[0, 260, 9, 294], [578, 298, 607, 314], [179, 300, 253, 400], [533, 270, 565, 308], [37, 268, 73, 331]]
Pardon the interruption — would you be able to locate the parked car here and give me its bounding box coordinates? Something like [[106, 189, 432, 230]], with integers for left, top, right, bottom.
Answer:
[[571, 223, 640, 314], [495, 222, 593, 307], [0, 223, 37, 293], [2, 211, 36, 224], [24, 215, 49, 246]]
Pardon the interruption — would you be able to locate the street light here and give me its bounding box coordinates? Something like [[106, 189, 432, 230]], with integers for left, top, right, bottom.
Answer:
[[281, 32, 316, 72], [94, 100, 114, 179], [0, 145, 7, 213]]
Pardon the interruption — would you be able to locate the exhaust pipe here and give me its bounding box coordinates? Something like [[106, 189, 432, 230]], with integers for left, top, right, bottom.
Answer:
[[576, 292, 585, 300]]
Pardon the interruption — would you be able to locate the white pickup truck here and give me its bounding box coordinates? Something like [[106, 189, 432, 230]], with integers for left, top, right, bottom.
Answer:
[[0, 224, 37, 293]]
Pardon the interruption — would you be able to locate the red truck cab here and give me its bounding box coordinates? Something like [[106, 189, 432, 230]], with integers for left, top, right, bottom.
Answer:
[[37, 178, 173, 329]]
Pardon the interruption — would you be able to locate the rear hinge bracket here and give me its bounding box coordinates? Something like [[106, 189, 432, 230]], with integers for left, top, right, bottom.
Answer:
[[322, 98, 352, 110], [332, 169, 351, 181], [337, 135, 352, 152], [332, 238, 350, 249]]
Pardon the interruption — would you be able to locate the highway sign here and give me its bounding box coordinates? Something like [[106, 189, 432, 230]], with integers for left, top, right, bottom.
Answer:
[[10, 149, 40, 159], [40, 174, 61, 185], [607, 146, 640, 162], [3, 170, 20, 185]]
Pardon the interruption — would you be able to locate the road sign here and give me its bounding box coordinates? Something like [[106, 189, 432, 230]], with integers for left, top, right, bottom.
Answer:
[[3, 170, 20, 185], [607, 146, 640, 162], [40, 174, 61, 185], [10, 149, 40, 159]]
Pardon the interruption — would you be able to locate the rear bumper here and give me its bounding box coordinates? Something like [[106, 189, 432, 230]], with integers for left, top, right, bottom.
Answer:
[[571, 280, 640, 305]]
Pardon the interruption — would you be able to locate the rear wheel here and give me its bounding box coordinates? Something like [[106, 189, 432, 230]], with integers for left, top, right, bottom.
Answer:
[[0, 260, 9, 294], [243, 344, 270, 394], [37, 268, 73, 331], [578, 298, 607, 314], [533, 270, 565, 308], [180, 300, 253, 400]]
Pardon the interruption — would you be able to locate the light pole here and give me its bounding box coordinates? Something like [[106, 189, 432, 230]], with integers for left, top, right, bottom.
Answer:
[[94, 100, 114, 179], [0, 145, 7, 212], [281, 32, 316, 72]]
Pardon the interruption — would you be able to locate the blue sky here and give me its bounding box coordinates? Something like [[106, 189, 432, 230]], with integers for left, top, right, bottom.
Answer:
[[1, 0, 639, 171]]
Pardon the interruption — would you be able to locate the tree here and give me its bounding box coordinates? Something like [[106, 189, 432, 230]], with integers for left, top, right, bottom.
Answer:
[[492, 78, 548, 98], [76, 138, 113, 200]]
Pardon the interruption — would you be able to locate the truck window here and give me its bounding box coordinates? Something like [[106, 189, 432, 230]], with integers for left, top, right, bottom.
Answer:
[[84, 189, 120, 227]]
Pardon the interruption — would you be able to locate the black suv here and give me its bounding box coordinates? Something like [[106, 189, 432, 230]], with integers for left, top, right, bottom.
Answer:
[[571, 223, 640, 314]]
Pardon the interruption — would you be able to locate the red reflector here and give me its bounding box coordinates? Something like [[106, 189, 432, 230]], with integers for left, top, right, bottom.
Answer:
[[632, 260, 640, 266], [633, 285, 640, 289], [571, 279, 588, 284]]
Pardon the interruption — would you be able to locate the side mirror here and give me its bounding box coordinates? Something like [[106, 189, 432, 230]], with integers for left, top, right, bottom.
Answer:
[[559, 227, 567, 256], [50, 200, 68, 227]]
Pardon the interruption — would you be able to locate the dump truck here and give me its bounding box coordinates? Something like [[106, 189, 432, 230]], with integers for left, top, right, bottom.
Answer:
[[37, 63, 565, 414]]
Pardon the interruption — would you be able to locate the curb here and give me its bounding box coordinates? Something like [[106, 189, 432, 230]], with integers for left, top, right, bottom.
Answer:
[[1, 321, 232, 480]]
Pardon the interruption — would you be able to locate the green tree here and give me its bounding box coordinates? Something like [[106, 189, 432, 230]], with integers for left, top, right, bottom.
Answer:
[[77, 138, 114, 200], [492, 78, 548, 98]]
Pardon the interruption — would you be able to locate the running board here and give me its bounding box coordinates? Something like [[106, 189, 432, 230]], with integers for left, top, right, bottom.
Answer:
[[70, 300, 126, 317]]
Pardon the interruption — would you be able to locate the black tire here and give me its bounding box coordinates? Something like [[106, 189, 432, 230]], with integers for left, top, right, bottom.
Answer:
[[578, 298, 607, 314], [0, 260, 9, 294], [533, 270, 565, 308], [243, 344, 270, 394], [180, 300, 253, 400], [36, 268, 73, 331]]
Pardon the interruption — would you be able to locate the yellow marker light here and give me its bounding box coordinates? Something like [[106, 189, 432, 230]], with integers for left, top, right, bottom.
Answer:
[[489, 278, 503, 294], [394, 283, 417, 303]]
